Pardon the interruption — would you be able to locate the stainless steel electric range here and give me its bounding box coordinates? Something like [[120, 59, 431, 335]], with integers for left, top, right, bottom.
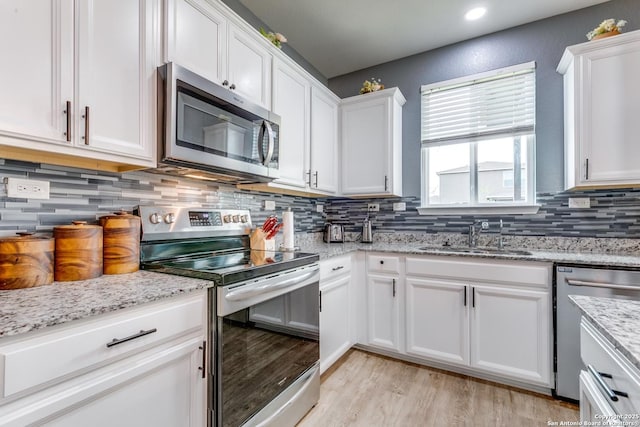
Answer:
[[137, 206, 320, 427]]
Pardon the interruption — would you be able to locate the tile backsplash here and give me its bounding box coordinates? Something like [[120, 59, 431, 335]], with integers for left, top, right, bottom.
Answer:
[[1, 158, 640, 240], [0, 159, 325, 235]]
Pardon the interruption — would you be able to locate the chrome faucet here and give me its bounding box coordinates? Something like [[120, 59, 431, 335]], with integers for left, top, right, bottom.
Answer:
[[497, 219, 504, 250], [468, 221, 488, 248]]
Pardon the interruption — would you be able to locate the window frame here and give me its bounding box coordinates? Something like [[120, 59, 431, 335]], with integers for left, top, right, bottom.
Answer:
[[418, 62, 539, 215]]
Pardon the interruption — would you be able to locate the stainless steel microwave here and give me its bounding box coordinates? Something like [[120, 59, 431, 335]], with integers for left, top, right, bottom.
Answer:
[[156, 63, 280, 183]]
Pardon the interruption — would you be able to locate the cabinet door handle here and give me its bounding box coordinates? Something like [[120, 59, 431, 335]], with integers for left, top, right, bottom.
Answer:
[[585, 158, 589, 180], [331, 265, 344, 271], [314, 171, 319, 187], [64, 100, 71, 142], [222, 80, 229, 86], [199, 340, 207, 379], [306, 170, 312, 187], [319, 290, 322, 312], [392, 278, 396, 297], [229, 83, 236, 90], [464, 286, 467, 306], [82, 106, 90, 145], [472, 287, 475, 308], [384, 175, 389, 191], [106, 328, 157, 348]]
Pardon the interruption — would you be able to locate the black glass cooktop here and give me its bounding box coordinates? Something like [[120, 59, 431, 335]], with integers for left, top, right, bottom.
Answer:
[[142, 249, 319, 286]]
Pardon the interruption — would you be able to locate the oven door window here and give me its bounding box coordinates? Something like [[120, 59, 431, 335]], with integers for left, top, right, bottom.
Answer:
[[219, 283, 319, 427]]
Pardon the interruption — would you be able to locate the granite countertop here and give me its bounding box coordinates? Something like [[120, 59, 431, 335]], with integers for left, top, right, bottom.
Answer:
[[569, 295, 640, 371], [300, 241, 640, 268], [0, 271, 211, 339]]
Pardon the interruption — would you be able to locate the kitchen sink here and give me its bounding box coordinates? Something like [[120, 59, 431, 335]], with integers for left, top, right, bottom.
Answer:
[[418, 246, 533, 256]]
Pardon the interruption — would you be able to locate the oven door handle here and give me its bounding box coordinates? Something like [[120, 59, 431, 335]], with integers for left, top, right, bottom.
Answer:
[[225, 269, 318, 301], [566, 278, 640, 292]]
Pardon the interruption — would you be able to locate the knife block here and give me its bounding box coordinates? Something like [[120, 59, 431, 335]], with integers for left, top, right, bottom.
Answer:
[[250, 228, 276, 252]]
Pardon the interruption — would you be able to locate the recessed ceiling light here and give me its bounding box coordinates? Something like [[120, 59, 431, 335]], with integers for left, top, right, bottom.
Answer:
[[465, 7, 486, 21]]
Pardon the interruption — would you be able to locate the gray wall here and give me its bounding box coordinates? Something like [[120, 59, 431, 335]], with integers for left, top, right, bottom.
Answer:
[[328, 0, 640, 198]]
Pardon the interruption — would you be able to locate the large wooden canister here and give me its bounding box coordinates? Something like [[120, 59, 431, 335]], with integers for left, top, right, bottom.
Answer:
[[0, 232, 54, 290], [99, 211, 141, 275], [54, 221, 103, 282]]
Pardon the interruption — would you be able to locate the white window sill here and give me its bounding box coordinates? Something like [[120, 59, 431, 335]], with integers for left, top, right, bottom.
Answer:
[[417, 204, 541, 216]]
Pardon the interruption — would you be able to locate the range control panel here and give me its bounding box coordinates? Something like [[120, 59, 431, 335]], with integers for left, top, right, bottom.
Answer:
[[137, 206, 252, 241]]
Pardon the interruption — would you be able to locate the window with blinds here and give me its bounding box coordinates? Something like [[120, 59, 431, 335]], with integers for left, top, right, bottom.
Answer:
[[419, 62, 537, 212]]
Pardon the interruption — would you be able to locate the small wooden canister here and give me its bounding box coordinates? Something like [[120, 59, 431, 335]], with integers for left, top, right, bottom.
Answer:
[[99, 211, 141, 275], [0, 232, 54, 290], [54, 221, 103, 282]]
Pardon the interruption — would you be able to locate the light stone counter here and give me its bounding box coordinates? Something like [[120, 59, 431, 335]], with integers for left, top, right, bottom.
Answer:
[[0, 270, 211, 338], [569, 295, 640, 371], [301, 240, 640, 269]]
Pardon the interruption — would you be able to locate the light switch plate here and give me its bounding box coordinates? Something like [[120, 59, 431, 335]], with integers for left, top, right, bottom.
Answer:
[[568, 197, 590, 209], [316, 204, 324, 213], [5, 177, 50, 199], [264, 200, 276, 211], [393, 202, 406, 211]]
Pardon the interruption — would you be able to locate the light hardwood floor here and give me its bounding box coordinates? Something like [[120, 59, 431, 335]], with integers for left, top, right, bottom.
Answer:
[[298, 349, 578, 427]]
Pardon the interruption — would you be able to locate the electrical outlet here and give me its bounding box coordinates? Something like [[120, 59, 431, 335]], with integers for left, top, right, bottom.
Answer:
[[367, 203, 379, 212], [393, 202, 406, 211], [316, 204, 324, 213], [264, 200, 276, 211], [6, 178, 50, 199], [569, 197, 590, 209]]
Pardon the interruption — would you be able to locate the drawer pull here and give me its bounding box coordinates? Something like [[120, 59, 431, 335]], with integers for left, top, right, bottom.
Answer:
[[380, 260, 384, 265], [331, 265, 344, 271], [587, 364, 629, 402], [106, 328, 157, 348], [392, 278, 396, 297]]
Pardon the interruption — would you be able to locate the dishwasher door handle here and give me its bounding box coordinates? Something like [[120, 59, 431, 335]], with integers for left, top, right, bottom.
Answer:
[[566, 278, 640, 292]]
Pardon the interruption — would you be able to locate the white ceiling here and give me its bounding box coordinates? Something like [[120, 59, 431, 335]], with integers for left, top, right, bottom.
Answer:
[[238, 0, 611, 78]]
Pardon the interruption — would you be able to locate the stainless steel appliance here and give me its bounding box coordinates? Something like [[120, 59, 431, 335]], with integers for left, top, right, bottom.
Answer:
[[156, 63, 281, 183], [137, 206, 320, 427], [361, 217, 373, 243], [555, 265, 640, 401], [323, 224, 344, 243]]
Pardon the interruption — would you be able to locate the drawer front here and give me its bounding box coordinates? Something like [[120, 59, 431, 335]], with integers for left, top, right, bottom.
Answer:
[[320, 255, 351, 282], [406, 256, 550, 288], [581, 319, 640, 415], [0, 292, 205, 398], [367, 254, 401, 275]]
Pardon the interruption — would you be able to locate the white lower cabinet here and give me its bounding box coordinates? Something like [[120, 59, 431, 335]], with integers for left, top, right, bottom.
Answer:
[[0, 292, 207, 427], [405, 277, 469, 366], [470, 285, 550, 384], [366, 274, 402, 352], [362, 253, 553, 389], [319, 255, 352, 374]]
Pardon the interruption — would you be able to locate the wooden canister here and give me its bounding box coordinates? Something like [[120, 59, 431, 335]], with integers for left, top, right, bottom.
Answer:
[[54, 221, 103, 282], [99, 211, 141, 275], [0, 232, 54, 290]]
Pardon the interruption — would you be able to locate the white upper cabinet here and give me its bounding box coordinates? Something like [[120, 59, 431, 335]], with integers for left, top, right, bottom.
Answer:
[[227, 22, 272, 109], [340, 88, 405, 197], [164, 0, 271, 109], [272, 57, 310, 188], [310, 84, 340, 194], [76, 0, 157, 161], [0, 0, 157, 170], [164, 0, 227, 85], [558, 30, 640, 189], [0, 0, 73, 145]]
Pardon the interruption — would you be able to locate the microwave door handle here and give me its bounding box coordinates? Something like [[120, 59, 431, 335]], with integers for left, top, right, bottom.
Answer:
[[263, 121, 275, 165]]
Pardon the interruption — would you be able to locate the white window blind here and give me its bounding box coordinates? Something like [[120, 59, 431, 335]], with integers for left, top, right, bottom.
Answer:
[[421, 63, 535, 145]]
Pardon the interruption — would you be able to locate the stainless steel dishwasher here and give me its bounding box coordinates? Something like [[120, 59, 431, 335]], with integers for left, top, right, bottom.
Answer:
[[555, 265, 640, 402]]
